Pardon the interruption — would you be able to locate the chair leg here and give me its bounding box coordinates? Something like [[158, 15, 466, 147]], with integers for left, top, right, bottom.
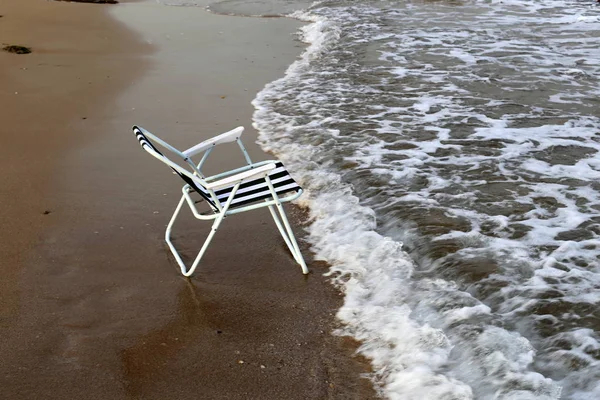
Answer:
[[274, 203, 309, 274], [182, 214, 225, 277], [265, 181, 309, 275], [165, 194, 226, 277], [268, 205, 297, 259], [165, 184, 239, 277], [165, 194, 187, 272]]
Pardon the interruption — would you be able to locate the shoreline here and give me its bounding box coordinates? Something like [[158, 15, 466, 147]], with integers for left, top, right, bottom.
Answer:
[[0, 0, 377, 398]]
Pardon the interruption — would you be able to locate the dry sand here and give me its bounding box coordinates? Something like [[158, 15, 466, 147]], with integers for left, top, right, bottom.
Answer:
[[0, 0, 376, 398]]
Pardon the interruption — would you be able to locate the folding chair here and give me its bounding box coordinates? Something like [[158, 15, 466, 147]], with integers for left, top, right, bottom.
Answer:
[[132, 125, 309, 277]]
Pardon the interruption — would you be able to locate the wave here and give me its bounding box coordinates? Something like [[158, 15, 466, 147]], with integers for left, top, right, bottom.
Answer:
[[251, 3, 571, 398]]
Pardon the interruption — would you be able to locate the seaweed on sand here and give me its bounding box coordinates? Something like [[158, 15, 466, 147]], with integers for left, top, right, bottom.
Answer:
[[3, 45, 32, 54], [54, 0, 119, 4]]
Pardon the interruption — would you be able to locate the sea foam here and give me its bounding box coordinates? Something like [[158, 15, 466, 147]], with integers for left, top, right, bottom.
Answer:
[[251, 1, 584, 397]]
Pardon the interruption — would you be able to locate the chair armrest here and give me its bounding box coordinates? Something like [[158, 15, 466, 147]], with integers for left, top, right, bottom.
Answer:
[[205, 163, 276, 190], [182, 126, 244, 158]]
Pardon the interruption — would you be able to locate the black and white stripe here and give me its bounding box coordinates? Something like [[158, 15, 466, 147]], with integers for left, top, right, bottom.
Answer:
[[134, 126, 214, 204], [134, 126, 162, 156], [193, 162, 300, 209], [216, 162, 300, 208]]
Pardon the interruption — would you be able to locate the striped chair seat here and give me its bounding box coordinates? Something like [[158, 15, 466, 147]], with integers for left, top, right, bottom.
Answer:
[[195, 162, 301, 209]]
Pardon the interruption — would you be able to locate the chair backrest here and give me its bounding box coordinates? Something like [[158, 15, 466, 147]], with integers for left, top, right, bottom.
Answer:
[[133, 126, 216, 206]]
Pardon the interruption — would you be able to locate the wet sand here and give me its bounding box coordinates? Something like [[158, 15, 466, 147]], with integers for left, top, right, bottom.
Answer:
[[0, 0, 376, 398]]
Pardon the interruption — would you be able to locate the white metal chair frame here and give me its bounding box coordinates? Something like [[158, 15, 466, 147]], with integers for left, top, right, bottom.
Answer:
[[133, 125, 309, 277]]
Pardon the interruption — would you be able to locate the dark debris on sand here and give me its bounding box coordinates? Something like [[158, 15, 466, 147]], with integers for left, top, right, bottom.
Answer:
[[3, 45, 32, 54], [54, 0, 119, 4]]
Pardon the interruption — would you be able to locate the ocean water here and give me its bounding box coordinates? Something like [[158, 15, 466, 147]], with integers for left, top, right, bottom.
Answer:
[[166, 0, 600, 398]]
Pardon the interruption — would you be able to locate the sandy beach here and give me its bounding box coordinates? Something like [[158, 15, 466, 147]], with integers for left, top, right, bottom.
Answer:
[[0, 0, 375, 398]]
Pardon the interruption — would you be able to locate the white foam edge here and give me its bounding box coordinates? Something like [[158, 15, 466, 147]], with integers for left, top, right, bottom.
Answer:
[[251, 7, 477, 399]]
